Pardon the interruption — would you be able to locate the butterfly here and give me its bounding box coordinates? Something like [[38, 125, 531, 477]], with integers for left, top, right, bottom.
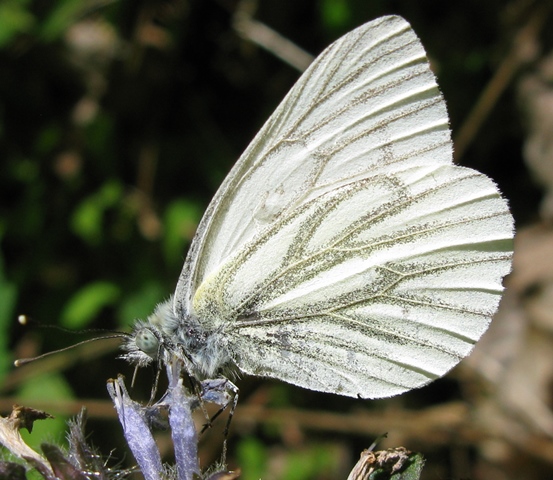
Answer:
[[122, 15, 514, 400]]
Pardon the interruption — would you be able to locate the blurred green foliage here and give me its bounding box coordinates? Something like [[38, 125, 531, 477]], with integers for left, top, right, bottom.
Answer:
[[320, 0, 352, 31], [0, 1, 35, 47], [237, 439, 343, 480], [60, 281, 120, 329], [236, 437, 268, 480], [0, 0, 535, 478], [0, 257, 16, 383], [70, 180, 124, 246], [18, 373, 73, 450]]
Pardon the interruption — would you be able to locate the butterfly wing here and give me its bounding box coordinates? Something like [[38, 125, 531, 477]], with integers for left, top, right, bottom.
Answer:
[[174, 16, 513, 398]]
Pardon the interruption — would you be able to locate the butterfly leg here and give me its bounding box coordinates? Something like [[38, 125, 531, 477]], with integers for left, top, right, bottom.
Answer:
[[199, 378, 239, 465], [199, 378, 239, 434]]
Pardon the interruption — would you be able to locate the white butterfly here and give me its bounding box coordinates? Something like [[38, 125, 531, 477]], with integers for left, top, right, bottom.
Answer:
[[123, 15, 514, 400]]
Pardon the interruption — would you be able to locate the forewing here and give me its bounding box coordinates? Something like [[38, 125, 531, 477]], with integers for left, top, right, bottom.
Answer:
[[175, 15, 514, 398], [173, 15, 453, 316]]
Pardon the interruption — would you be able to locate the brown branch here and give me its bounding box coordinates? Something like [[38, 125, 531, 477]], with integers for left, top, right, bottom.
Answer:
[[233, 10, 314, 72], [454, 2, 551, 162]]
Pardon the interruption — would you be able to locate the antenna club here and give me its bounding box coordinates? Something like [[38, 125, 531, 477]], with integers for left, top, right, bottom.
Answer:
[[18, 315, 28, 325], [14, 358, 38, 367]]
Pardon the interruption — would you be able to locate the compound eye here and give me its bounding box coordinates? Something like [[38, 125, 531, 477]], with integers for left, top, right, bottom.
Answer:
[[135, 328, 159, 357]]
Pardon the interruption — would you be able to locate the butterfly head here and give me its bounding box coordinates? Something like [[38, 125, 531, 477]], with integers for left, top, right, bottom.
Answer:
[[121, 321, 163, 367], [121, 299, 178, 367], [134, 327, 160, 357]]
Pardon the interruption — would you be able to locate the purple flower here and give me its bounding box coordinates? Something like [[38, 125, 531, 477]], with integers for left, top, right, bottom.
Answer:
[[107, 363, 238, 480]]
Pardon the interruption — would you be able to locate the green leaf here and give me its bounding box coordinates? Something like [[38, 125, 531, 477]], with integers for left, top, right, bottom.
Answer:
[[391, 453, 425, 480], [368, 452, 425, 480], [61, 281, 120, 329], [117, 281, 165, 329], [71, 180, 123, 245], [0, 1, 35, 47]]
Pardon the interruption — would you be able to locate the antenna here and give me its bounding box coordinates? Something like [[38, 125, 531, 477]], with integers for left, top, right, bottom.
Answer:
[[14, 314, 130, 367]]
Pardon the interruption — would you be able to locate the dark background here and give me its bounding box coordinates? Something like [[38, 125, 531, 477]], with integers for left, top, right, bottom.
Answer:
[[0, 0, 551, 479]]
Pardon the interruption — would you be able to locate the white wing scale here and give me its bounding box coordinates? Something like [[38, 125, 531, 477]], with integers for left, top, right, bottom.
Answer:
[[171, 16, 513, 398]]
